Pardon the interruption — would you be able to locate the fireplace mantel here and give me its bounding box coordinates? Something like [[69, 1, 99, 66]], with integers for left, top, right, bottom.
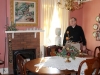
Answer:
[[5, 30, 44, 38]]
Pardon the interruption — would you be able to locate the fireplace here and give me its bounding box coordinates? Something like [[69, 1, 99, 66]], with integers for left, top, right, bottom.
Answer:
[[6, 33, 40, 74], [13, 49, 36, 75]]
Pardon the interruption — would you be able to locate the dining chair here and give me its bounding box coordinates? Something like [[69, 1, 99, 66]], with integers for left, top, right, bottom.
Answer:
[[46, 45, 56, 56], [85, 48, 92, 55], [16, 54, 27, 75], [46, 45, 62, 56], [78, 58, 100, 75], [94, 46, 100, 58], [16, 54, 38, 75]]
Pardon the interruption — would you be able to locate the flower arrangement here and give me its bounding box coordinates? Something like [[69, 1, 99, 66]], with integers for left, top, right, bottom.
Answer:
[[56, 44, 80, 60], [55, 30, 80, 62], [5, 22, 17, 31]]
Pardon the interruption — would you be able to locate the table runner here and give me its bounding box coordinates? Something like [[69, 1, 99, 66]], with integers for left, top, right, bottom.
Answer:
[[34, 56, 87, 73]]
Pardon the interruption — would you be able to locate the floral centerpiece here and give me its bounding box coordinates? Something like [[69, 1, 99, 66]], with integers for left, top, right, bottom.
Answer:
[[5, 22, 17, 31], [55, 30, 80, 62], [56, 44, 80, 62]]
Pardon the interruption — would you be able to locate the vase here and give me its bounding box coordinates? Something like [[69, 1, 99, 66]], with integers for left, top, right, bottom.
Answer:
[[65, 56, 71, 62]]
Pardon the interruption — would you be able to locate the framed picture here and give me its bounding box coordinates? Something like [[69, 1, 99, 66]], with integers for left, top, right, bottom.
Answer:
[[10, 0, 38, 26]]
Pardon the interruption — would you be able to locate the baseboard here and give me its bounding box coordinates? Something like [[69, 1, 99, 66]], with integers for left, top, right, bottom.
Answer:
[[0, 68, 8, 74]]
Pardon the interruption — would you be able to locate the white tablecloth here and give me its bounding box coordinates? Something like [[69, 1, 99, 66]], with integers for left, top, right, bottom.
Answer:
[[34, 56, 89, 75]]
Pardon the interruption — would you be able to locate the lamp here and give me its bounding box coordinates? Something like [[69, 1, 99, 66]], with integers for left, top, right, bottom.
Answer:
[[57, 0, 91, 11], [55, 28, 61, 46]]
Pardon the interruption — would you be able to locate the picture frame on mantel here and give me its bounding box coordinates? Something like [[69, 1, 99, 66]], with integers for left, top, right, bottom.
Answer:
[[10, 0, 38, 26]]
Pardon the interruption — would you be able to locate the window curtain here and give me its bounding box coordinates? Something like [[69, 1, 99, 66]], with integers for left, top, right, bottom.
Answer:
[[40, 0, 69, 46]]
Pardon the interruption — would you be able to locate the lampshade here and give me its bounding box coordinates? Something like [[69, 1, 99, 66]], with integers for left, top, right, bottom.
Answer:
[[55, 28, 61, 36]]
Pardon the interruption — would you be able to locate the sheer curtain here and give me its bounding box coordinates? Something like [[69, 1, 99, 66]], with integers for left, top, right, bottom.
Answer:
[[40, 0, 69, 46]]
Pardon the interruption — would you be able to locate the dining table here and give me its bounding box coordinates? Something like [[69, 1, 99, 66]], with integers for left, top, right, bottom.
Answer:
[[25, 55, 92, 75]]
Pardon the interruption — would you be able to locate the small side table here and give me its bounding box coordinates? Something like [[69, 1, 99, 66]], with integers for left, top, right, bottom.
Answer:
[[0, 60, 4, 75]]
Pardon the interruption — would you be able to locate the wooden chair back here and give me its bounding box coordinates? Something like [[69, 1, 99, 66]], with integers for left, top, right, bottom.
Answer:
[[78, 58, 100, 75], [46, 45, 56, 56], [85, 48, 92, 55], [16, 54, 27, 75], [94, 46, 100, 58], [46, 45, 62, 56]]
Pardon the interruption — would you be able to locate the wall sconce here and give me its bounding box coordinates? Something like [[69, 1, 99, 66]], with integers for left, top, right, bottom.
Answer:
[[93, 14, 100, 41]]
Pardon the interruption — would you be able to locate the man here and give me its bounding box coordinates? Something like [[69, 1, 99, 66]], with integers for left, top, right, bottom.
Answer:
[[63, 17, 86, 51]]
